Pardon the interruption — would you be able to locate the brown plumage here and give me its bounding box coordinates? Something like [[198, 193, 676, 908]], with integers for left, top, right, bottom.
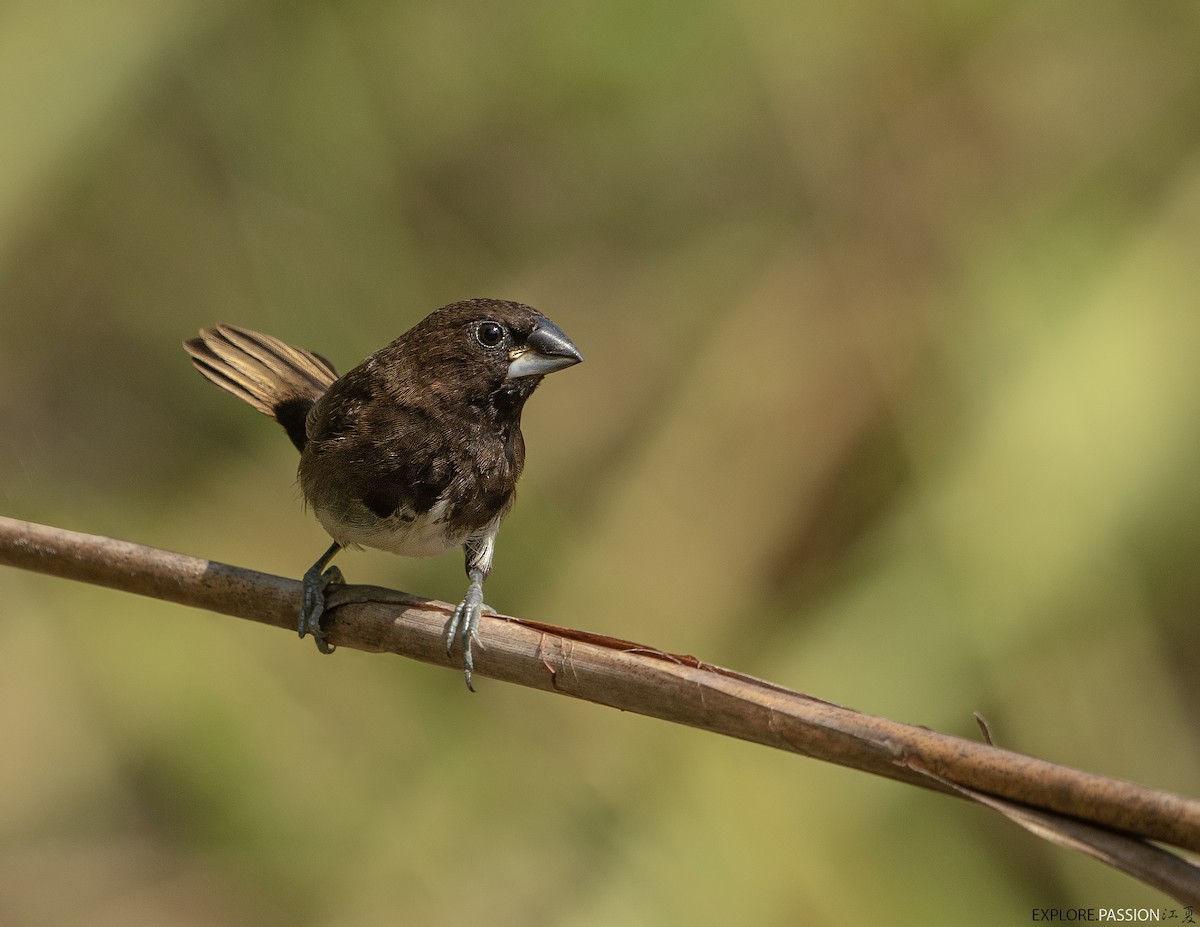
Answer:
[[184, 299, 583, 687], [184, 324, 338, 452]]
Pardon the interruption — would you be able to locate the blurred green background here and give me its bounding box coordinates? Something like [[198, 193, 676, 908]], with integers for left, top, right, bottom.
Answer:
[[2, 0, 1199, 923]]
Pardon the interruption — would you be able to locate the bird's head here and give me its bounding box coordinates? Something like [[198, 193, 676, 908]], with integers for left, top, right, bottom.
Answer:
[[389, 298, 583, 413]]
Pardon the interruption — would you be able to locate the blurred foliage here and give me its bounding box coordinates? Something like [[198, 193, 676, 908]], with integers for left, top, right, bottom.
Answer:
[[2, 0, 1199, 924]]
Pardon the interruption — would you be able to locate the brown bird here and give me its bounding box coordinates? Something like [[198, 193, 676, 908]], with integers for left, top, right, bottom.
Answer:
[[184, 299, 583, 687]]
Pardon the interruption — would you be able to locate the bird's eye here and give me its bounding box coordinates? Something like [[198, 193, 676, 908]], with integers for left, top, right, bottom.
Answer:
[[475, 321, 505, 348]]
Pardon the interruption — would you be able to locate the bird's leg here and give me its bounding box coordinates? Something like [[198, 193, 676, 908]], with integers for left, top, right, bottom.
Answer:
[[447, 569, 486, 689], [447, 529, 497, 690], [301, 540, 343, 654]]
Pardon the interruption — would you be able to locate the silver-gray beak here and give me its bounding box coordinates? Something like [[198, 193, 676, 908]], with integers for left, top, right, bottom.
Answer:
[[506, 317, 583, 379]]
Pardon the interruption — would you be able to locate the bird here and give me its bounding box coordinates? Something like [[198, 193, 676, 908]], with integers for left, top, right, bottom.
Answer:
[[183, 298, 583, 688]]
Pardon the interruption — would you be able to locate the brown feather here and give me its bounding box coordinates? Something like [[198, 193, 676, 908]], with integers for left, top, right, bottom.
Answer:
[[183, 324, 338, 451]]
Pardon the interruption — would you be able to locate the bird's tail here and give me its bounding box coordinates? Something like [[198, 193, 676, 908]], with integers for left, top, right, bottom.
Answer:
[[184, 324, 339, 452]]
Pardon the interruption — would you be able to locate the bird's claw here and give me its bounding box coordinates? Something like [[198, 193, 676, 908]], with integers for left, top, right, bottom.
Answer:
[[446, 580, 488, 690], [301, 564, 344, 654]]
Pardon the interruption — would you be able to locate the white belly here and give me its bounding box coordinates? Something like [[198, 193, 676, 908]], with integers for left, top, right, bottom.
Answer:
[[314, 496, 464, 558]]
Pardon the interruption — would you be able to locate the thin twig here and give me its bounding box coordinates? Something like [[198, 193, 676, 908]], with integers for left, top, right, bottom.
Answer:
[[1, 514, 1197, 903]]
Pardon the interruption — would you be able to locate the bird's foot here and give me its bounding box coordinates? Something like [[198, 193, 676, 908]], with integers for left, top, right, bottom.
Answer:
[[301, 563, 344, 654], [446, 580, 492, 691]]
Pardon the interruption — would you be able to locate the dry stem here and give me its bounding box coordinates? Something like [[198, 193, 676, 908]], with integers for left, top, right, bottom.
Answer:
[[1, 514, 1197, 903]]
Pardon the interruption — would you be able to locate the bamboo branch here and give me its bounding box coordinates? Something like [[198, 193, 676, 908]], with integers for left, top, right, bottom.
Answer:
[[1, 514, 1197, 903]]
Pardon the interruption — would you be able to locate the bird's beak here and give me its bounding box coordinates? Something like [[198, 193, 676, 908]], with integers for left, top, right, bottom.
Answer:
[[506, 317, 584, 379]]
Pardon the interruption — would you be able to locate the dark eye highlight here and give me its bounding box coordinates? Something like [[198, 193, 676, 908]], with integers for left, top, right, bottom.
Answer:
[[475, 321, 505, 348]]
